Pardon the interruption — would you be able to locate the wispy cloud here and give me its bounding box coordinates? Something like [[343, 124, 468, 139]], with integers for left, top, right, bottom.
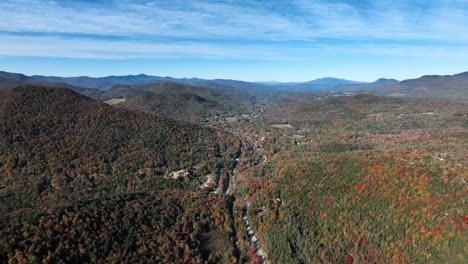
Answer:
[[0, 0, 467, 77], [1, 34, 466, 61], [1, 0, 467, 41]]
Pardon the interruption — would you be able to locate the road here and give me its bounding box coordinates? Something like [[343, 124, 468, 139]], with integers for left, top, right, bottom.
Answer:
[[243, 201, 267, 264], [225, 156, 240, 194], [230, 145, 267, 263], [214, 144, 268, 263]]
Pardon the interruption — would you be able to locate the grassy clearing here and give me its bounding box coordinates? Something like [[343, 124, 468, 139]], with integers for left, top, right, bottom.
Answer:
[[271, 123, 293, 128], [103, 98, 126, 105], [225, 117, 238, 123]]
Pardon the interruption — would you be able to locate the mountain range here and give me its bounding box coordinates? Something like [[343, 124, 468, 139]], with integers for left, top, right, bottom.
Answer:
[[0, 70, 467, 100]]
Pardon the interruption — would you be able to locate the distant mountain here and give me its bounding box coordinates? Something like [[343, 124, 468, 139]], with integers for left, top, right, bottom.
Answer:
[[28, 73, 169, 90], [255, 77, 365, 92], [303, 77, 362, 86], [372, 78, 400, 87], [0, 71, 276, 100], [0, 70, 365, 95], [0, 70, 105, 98], [0, 71, 28, 89], [183, 79, 274, 98], [332, 78, 399, 92], [0, 71, 29, 82], [0, 71, 181, 90], [0, 70, 467, 100], [287, 77, 363, 91], [257, 81, 284, 85], [371, 72, 468, 100]]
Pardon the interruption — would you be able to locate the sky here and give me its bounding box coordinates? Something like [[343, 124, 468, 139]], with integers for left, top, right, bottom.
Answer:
[[0, 0, 467, 82]]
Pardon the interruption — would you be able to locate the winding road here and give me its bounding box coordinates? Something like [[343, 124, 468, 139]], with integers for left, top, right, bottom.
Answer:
[[243, 201, 267, 264], [222, 145, 267, 263], [225, 157, 239, 194]]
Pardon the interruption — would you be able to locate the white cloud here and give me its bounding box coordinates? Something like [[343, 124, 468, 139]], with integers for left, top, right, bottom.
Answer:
[[0, 34, 467, 61], [0, 0, 466, 42], [0, 0, 467, 61]]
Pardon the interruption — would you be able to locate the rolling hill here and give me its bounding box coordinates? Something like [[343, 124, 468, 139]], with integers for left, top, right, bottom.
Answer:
[[332, 78, 399, 92], [0, 85, 241, 262], [371, 72, 468, 100], [0, 85, 240, 192], [0, 75, 466, 263], [118, 91, 222, 122], [100, 82, 257, 122]]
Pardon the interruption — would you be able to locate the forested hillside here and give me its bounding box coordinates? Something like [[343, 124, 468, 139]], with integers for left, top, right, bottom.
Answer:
[[98, 82, 257, 123], [0, 85, 241, 263], [227, 94, 468, 263], [1, 190, 238, 263], [265, 94, 467, 132], [119, 91, 222, 122], [0, 86, 240, 182], [1, 0, 467, 262], [0, 83, 466, 264], [372, 72, 468, 100]]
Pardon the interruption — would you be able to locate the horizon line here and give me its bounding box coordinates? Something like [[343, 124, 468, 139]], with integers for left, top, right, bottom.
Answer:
[[4, 68, 467, 84]]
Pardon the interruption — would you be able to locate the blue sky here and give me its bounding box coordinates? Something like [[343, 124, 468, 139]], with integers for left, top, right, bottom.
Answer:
[[0, 0, 467, 82]]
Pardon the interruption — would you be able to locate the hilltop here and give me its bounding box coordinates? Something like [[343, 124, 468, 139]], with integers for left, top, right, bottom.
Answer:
[[372, 72, 468, 100], [0, 85, 241, 263]]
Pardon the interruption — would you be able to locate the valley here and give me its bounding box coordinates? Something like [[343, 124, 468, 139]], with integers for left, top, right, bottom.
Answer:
[[0, 73, 467, 263], [2, 0, 468, 262], [1, 0, 467, 263]]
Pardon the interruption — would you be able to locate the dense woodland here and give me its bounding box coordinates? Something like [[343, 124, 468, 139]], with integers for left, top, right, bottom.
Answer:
[[0, 86, 241, 263], [1, 190, 237, 263], [230, 94, 467, 263], [120, 91, 222, 122], [0, 83, 467, 263], [101, 82, 257, 123]]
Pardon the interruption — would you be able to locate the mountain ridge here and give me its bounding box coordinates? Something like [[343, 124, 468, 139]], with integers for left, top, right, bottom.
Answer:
[[0, 70, 467, 100]]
